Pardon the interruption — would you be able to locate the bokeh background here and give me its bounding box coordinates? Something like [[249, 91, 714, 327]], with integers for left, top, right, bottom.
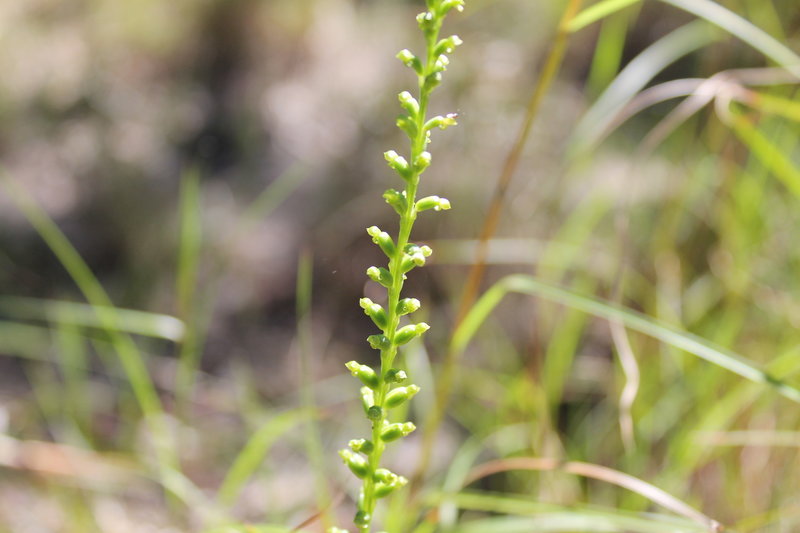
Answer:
[[1, 0, 799, 531]]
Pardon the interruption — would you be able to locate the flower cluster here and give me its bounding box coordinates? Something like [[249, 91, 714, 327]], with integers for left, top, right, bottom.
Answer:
[[330, 1, 464, 532]]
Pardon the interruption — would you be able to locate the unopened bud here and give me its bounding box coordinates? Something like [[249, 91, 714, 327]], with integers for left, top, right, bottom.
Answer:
[[384, 150, 412, 180], [415, 195, 451, 212], [396, 298, 421, 315], [380, 421, 416, 442], [366, 266, 392, 287], [367, 226, 396, 257], [396, 49, 423, 74], [424, 113, 458, 131], [384, 368, 408, 383], [397, 91, 420, 116], [434, 35, 463, 56], [359, 297, 388, 329], [339, 449, 369, 478], [349, 439, 374, 455], [394, 323, 430, 345], [383, 188, 408, 214], [414, 151, 432, 172], [385, 384, 421, 408], [346, 361, 379, 389]]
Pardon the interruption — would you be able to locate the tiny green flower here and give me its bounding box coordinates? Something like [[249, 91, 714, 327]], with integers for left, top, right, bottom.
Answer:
[[338, 2, 464, 530], [384, 368, 408, 383], [385, 385, 421, 408], [345, 361, 380, 389], [380, 421, 416, 442], [396, 297, 421, 315], [394, 322, 430, 345], [416, 195, 452, 212], [339, 449, 369, 478]]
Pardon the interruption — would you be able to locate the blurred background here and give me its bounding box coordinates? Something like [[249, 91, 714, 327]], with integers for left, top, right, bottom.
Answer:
[[0, 0, 799, 531]]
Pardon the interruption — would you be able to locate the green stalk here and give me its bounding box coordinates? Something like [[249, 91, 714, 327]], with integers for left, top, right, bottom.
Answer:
[[332, 2, 464, 532], [360, 18, 441, 533]]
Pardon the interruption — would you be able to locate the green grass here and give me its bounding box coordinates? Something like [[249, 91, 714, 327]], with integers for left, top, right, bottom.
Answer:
[[1, 0, 799, 532]]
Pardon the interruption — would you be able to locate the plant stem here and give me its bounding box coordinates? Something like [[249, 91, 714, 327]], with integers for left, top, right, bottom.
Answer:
[[357, 15, 443, 533]]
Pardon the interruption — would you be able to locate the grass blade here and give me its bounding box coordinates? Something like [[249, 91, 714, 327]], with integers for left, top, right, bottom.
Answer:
[[659, 0, 800, 74], [0, 170, 185, 500], [569, 20, 720, 156], [175, 168, 204, 413], [454, 274, 800, 403], [0, 296, 185, 341], [567, 0, 641, 33], [729, 111, 800, 198], [448, 513, 708, 533], [464, 457, 720, 529]]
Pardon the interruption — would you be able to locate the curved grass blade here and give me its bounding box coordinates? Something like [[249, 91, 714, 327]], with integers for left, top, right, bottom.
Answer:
[[448, 513, 709, 533], [569, 20, 720, 156], [454, 274, 800, 404], [464, 457, 721, 529], [659, 0, 800, 74], [428, 490, 711, 533], [567, 0, 641, 33]]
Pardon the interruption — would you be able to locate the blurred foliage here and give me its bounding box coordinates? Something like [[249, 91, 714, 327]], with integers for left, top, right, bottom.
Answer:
[[0, 0, 799, 532]]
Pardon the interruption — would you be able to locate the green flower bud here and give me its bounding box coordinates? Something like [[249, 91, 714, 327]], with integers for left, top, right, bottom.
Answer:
[[354, 511, 371, 527], [367, 334, 391, 351], [367, 405, 383, 421], [384, 368, 408, 383], [383, 188, 408, 215], [366, 226, 396, 257], [361, 386, 375, 413], [380, 421, 416, 442], [346, 361, 380, 389], [373, 468, 399, 484], [434, 35, 463, 56], [396, 114, 418, 140], [424, 71, 442, 91], [433, 54, 450, 73], [396, 49, 423, 74], [424, 113, 458, 131], [415, 195, 451, 212], [385, 384, 421, 408], [397, 91, 419, 116], [394, 322, 430, 345], [400, 252, 424, 273], [366, 266, 392, 287], [439, 0, 465, 15], [397, 298, 421, 315], [416, 11, 436, 32], [384, 150, 412, 180], [327, 528, 349, 533], [349, 439, 374, 454], [375, 475, 408, 498], [359, 297, 388, 329], [339, 449, 369, 478], [414, 151, 432, 173], [401, 244, 431, 271]]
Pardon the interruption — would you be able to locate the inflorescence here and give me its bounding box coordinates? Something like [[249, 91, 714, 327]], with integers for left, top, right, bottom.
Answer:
[[329, 1, 465, 532]]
